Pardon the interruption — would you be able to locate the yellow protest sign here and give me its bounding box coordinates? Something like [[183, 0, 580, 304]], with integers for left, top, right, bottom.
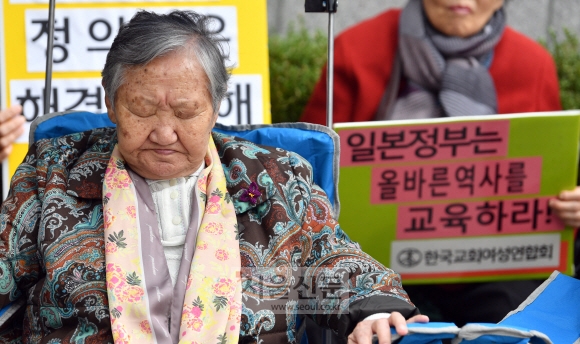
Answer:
[[0, 0, 270, 195]]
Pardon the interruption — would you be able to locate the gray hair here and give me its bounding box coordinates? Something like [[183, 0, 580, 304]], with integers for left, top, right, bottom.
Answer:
[[102, 10, 230, 113]]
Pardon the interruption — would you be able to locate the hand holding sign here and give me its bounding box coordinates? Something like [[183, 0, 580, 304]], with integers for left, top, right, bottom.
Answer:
[[0, 105, 25, 161], [550, 186, 580, 228]]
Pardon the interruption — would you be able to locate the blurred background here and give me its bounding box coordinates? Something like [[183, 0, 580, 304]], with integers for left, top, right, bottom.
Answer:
[[266, 0, 580, 123]]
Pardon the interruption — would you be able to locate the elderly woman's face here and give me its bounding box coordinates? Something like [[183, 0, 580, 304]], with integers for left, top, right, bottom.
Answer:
[[422, 0, 504, 38], [105, 50, 216, 180]]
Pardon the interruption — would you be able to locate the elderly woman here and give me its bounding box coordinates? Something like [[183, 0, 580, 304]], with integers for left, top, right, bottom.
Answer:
[[301, 0, 578, 327], [0, 10, 427, 343]]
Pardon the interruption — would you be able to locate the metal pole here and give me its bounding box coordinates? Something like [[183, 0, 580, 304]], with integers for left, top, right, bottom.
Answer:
[[326, 11, 334, 129], [546, 0, 555, 48], [305, 0, 337, 130], [43, 0, 56, 115]]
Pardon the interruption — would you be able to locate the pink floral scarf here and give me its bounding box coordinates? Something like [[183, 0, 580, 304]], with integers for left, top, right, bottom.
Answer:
[[103, 138, 242, 343]]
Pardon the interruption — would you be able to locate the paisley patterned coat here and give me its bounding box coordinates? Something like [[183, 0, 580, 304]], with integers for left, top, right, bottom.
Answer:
[[0, 128, 417, 343]]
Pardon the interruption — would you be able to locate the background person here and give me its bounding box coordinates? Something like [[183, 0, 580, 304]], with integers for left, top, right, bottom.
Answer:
[[301, 0, 561, 124], [301, 0, 572, 326], [0, 10, 428, 343]]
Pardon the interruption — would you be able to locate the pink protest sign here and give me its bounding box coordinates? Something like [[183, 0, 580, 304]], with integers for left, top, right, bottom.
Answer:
[[371, 157, 542, 203], [396, 196, 565, 239], [340, 120, 510, 166]]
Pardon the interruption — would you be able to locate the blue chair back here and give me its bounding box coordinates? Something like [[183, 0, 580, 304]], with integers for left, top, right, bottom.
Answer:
[[30, 111, 115, 143]]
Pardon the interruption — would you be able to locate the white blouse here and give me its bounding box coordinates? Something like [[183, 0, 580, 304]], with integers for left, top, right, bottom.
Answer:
[[146, 163, 204, 287]]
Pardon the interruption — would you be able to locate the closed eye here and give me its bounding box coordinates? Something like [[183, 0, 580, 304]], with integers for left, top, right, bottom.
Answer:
[[125, 105, 156, 118], [175, 107, 210, 120]]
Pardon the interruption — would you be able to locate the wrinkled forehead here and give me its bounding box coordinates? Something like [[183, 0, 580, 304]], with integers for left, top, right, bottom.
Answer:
[[118, 48, 209, 93], [115, 51, 213, 110]]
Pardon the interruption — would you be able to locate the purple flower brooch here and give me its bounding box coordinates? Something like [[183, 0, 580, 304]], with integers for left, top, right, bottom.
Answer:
[[239, 182, 262, 206]]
